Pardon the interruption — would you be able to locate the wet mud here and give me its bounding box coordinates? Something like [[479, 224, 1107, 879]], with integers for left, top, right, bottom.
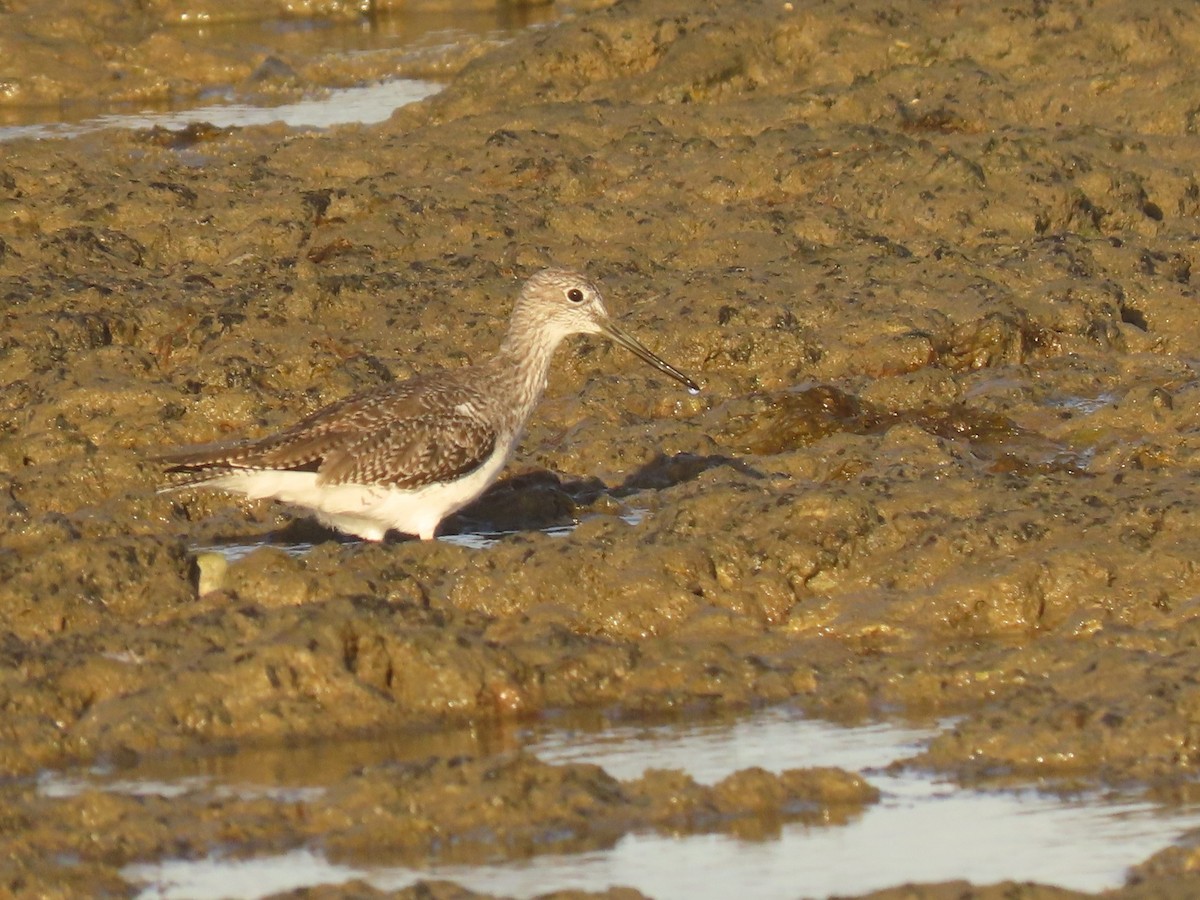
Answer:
[[4, 0, 1200, 895], [0, 0, 556, 125], [7, 751, 873, 895]]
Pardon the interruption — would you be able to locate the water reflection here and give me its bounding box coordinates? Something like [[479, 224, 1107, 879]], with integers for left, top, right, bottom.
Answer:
[[189, 507, 649, 560], [47, 707, 1198, 899], [0, 79, 441, 143]]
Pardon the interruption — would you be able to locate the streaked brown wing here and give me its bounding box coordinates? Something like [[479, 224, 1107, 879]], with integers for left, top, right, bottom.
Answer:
[[158, 374, 497, 490], [217, 383, 429, 473], [317, 409, 496, 489], [157, 382, 421, 475]]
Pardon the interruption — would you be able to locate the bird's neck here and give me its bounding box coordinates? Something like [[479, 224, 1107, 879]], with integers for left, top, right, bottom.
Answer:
[[486, 323, 568, 427]]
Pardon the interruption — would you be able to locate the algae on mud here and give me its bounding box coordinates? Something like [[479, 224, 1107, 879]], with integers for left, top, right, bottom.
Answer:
[[3, 0, 1200, 896]]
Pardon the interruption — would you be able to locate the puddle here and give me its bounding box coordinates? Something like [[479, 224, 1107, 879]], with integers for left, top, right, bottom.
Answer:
[[441, 507, 648, 551], [35, 707, 1196, 899], [0, 79, 441, 143], [38, 771, 324, 805], [129, 849, 361, 900], [526, 711, 932, 779], [1045, 392, 1120, 416], [191, 507, 650, 560], [378, 788, 1200, 900], [0, 9, 557, 142]]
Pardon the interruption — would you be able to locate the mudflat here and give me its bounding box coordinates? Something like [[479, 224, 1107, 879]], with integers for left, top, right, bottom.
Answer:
[[4, 0, 1200, 896]]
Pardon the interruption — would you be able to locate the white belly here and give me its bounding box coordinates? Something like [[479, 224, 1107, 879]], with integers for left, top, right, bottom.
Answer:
[[204, 443, 512, 541]]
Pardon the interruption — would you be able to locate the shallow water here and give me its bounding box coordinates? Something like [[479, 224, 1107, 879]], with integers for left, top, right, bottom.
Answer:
[[191, 507, 650, 559], [0, 8, 554, 142], [0, 79, 441, 143], [52, 707, 1199, 899]]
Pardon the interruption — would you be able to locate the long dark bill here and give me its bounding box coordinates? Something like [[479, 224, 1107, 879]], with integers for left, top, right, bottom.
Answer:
[[600, 321, 700, 393]]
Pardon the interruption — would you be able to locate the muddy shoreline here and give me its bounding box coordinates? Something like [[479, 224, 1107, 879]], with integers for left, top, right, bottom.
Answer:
[[4, 0, 1200, 896]]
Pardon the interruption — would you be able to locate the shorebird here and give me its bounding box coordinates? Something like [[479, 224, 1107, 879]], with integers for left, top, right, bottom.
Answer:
[[158, 267, 699, 541]]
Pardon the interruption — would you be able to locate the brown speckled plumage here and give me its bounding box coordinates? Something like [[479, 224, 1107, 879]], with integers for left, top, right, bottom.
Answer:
[[161, 375, 499, 491], [158, 267, 699, 541]]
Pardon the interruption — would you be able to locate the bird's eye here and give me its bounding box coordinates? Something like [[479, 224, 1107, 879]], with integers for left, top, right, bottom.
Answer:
[[567, 288, 585, 303]]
